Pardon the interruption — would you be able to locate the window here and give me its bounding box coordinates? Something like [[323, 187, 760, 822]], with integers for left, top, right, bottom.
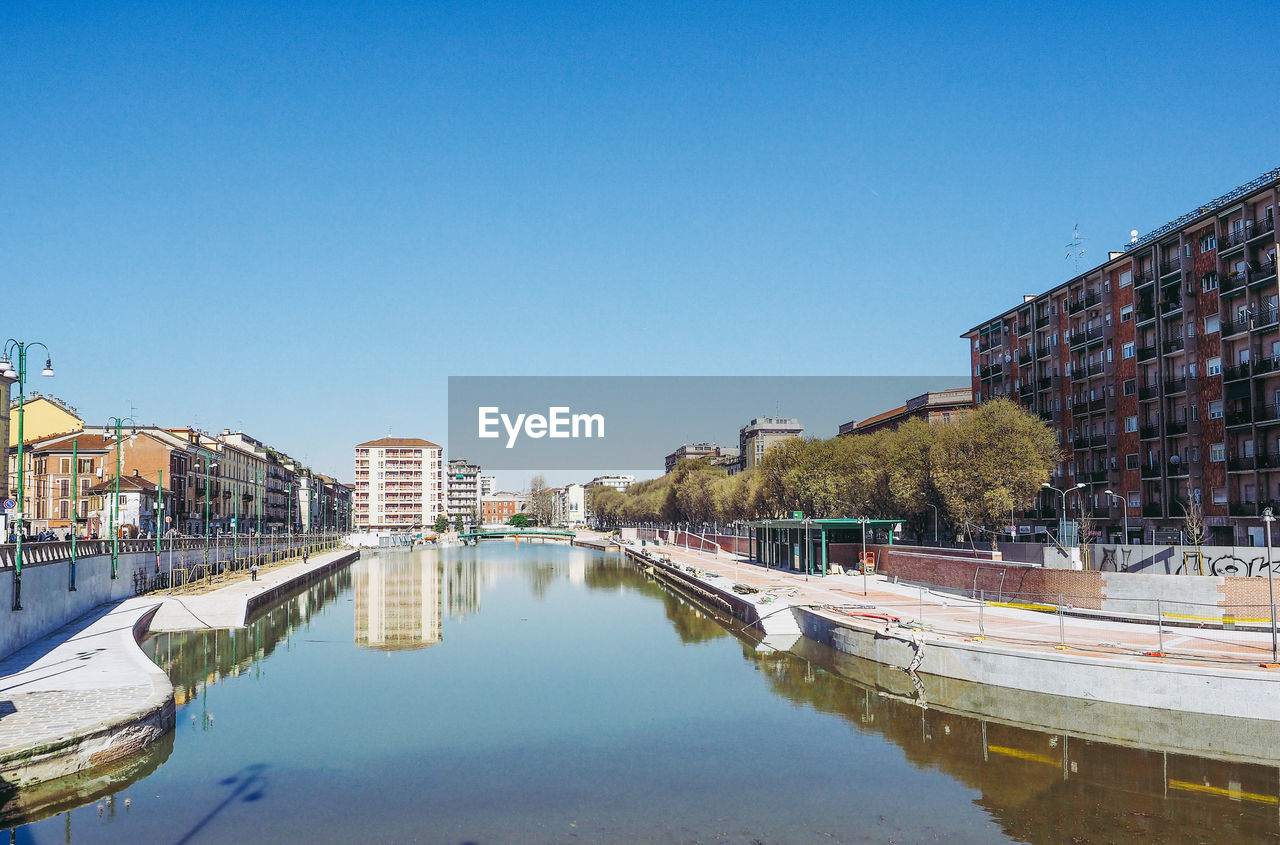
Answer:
[[1207, 357, 1222, 376], [1122, 342, 1135, 359], [1209, 401, 1223, 420], [1205, 314, 1220, 334], [1123, 379, 1136, 396], [1202, 272, 1218, 292], [1121, 305, 1133, 322], [1128, 492, 1141, 509], [1210, 443, 1225, 462], [1119, 270, 1132, 287], [1125, 415, 1138, 433], [1126, 453, 1139, 470], [1212, 487, 1227, 505], [1200, 234, 1217, 253]]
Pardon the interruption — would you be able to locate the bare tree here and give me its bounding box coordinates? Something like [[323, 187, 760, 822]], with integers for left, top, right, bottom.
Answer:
[[527, 474, 554, 526], [1182, 499, 1207, 573]]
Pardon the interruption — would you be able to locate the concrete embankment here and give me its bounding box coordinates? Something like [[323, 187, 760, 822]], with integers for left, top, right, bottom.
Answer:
[[621, 541, 1280, 733], [0, 548, 359, 811]]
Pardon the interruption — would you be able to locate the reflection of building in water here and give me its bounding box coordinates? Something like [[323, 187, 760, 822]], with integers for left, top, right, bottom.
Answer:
[[444, 558, 480, 618], [355, 554, 442, 650]]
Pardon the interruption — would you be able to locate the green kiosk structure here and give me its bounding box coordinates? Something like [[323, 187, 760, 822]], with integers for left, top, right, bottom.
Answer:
[[745, 516, 901, 577]]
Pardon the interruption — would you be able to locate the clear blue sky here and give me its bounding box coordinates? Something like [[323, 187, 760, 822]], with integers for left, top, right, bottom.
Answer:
[[5, 1, 1278, 484]]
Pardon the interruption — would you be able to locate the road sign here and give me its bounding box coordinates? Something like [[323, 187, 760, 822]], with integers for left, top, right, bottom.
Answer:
[[791, 510, 803, 519], [2, 499, 14, 510], [230, 518, 237, 529]]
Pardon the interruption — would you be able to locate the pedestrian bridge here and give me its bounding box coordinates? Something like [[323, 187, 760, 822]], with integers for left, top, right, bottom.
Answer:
[[458, 529, 576, 544]]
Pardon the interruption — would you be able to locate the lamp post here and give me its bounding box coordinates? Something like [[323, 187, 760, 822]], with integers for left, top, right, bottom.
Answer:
[[926, 502, 940, 547], [1, 340, 55, 610], [256, 469, 263, 566], [1103, 489, 1128, 544], [106, 416, 137, 580], [859, 515, 870, 596], [69, 437, 79, 591], [1042, 481, 1085, 545], [195, 457, 218, 571], [1264, 508, 1277, 664], [286, 479, 293, 558]]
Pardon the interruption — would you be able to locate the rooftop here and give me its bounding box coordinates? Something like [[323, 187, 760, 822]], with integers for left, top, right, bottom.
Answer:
[[356, 436, 442, 449]]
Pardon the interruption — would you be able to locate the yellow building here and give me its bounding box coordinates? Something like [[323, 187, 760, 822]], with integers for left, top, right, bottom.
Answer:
[[8, 395, 83, 448]]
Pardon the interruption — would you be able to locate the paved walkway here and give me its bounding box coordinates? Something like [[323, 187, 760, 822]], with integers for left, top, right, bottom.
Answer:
[[149, 548, 353, 631], [636, 540, 1280, 671], [0, 548, 357, 793]]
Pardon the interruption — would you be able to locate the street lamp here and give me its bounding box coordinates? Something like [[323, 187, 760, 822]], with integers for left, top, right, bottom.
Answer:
[[1, 339, 54, 610], [106, 416, 138, 580], [1103, 489, 1128, 544], [926, 502, 940, 547], [1042, 481, 1085, 545]]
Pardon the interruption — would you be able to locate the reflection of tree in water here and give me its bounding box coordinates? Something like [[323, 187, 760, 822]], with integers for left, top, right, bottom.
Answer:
[[147, 568, 352, 705], [747, 645, 1280, 844], [583, 558, 728, 644]]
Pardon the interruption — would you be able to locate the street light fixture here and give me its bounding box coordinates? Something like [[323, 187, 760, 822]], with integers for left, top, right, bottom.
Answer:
[[1265, 508, 1277, 664], [2, 339, 54, 610], [1043, 481, 1085, 548], [1103, 489, 1129, 544], [106, 416, 138, 580]]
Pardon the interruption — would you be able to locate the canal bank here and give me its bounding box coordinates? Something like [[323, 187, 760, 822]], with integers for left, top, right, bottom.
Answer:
[[0, 548, 359, 808], [622, 541, 1280, 744]]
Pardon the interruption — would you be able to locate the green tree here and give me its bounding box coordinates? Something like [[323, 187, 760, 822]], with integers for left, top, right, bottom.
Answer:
[[453, 514, 464, 532], [433, 514, 449, 534], [931, 399, 1060, 546], [509, 513, 530, 528]]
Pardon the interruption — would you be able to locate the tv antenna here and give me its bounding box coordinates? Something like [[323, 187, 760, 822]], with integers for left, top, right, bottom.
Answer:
[[1065, 224, 1087, 271]]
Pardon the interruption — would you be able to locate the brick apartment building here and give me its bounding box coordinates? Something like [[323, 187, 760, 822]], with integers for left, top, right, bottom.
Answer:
[[964, 167, 1280, 546]]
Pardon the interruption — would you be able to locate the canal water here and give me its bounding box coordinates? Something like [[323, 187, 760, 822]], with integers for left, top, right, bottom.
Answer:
[[8, 544, 1280, 843]]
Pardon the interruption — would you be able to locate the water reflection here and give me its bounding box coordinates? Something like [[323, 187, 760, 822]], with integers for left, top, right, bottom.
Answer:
[[148, 568, 352, 708], [354, 553, 442, 650], [632, 562, 1280, 843]]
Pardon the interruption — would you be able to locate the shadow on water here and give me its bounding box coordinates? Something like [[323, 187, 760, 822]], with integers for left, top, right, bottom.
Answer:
[[624, 556, 1280, 844], [173, 762, 268, 845]]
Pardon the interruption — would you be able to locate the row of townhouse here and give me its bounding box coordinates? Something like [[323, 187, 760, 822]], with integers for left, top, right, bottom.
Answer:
[[964, 167, 1280, 546], [6, 396, 352, 539]]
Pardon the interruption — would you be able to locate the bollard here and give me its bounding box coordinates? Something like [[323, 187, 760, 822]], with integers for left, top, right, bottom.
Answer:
[[1157, 599, 1164, 655], [1058, 594, 1065, 647]]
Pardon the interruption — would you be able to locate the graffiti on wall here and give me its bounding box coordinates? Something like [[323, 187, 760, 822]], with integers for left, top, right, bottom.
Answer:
[[1092, 545, 1276, 577]]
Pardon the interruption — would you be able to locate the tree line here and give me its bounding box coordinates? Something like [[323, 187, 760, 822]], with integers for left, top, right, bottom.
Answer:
[[590, 399, 1060, 543]]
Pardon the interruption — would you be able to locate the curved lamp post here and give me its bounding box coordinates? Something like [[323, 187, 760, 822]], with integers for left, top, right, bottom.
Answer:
[[1042, 481, 1085, 545], [1103, 489, 1128, 544], [106, 416, 138, 580], [1, 340, 54, 610]]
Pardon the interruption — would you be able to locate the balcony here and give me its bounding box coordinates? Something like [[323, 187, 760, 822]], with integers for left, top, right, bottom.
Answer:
[[1140, 425, 1160, 440], [1138, 383, 1159, 400], [1159, 259, 1181, 277], [1220, 270, 1247, 295], [1038, 376, 1056, 391], [1226, 408, 1253, 427], [1017, 350, 1034, 365], [1257, 403, 1280, 426], [1164, 377, 1187, 395], [1166, 420, 1188, 436], [1035, 315, 1051, 330], [1137, 344, 1158, 362], [1160, 297, 1183, 316], [1084, 470, 1109, 484], [1230, 501, 1259, 517], [1068, 291, 1101, 314], [1224, 362, 1252, 381], [1249, 216, 1276, 242], [1089, 434, 1109, 448], [1162, 337, 1185, 355], [1258, 306, 1280, 331], [1228, 455, 1256, 472], [1167, 462, 1189, 478], [1134, 268, 1154, 285], [1016, 322, 1032, 336], [1019, 382, 1034, 396], [1142, 504, 1164, 517], [1249, 258, 1278, 284], [1136, 305, 1157, 323]]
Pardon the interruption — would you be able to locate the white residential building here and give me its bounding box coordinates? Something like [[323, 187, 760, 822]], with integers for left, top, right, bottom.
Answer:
[[446, 459, 481, 527], [552, 483, 587, 526], [354, 437, 444, 532]]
